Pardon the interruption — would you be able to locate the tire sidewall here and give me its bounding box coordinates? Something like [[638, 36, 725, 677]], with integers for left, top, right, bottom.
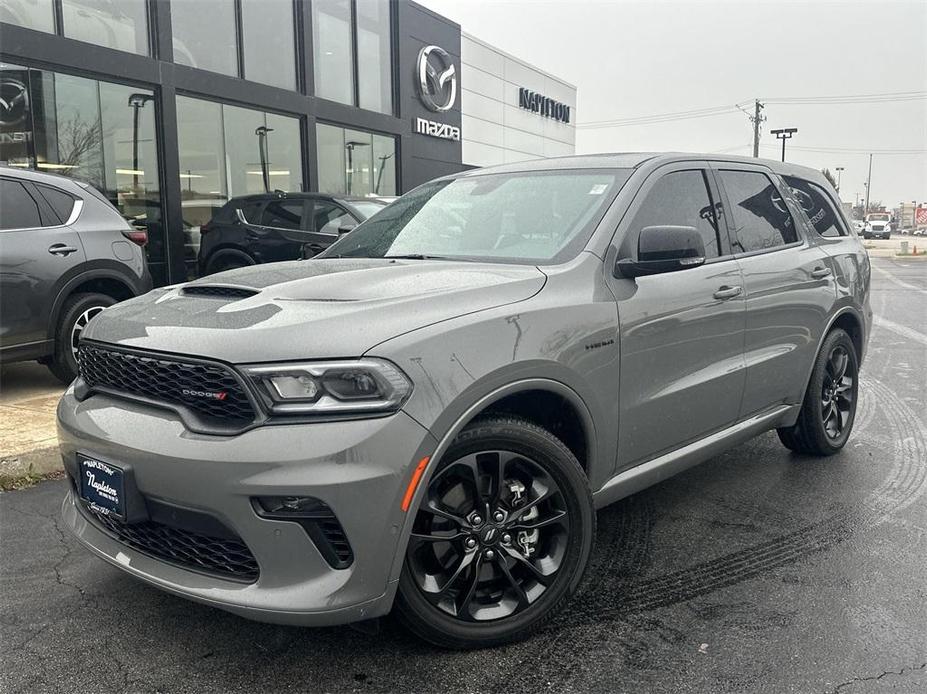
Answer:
[[53, 293, 116, 382], [397, 418, 595, 647]]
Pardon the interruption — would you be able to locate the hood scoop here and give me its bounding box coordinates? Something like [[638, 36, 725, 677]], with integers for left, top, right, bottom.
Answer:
[[182, 285, 259, 299]]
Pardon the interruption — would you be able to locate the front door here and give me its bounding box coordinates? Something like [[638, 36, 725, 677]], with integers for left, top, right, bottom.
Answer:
[[712, 165, 836, 416], [607, 163, 746, 470]]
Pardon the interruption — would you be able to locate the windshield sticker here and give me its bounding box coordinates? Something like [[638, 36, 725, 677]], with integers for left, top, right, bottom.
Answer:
[[588, 184, 609, 195]]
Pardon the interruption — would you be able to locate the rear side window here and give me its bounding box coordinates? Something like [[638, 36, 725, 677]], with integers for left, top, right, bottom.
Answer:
[[719, 170, 799, 252], [34, 183, 75, 224], [261, 199, 304, 229], [238, 200, 264, 224], [0, 179, 44, 230], [313, 201, 354, 235], [630, 170, 723, 259], [782, 176, 848, 238]]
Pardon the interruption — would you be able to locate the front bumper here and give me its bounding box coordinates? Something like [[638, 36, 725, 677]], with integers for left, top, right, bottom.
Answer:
[[57, 387, 436, 626]]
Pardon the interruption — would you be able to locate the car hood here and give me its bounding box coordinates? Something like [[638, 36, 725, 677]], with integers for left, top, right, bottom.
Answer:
[[82, 259, 546, 362]]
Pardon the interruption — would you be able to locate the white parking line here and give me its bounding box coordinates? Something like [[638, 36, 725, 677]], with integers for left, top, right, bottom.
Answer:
[[870, 262, 927, 294], [873, 315, 927, 347]]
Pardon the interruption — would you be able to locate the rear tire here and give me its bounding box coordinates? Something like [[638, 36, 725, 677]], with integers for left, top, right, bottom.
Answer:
[[47, 292, 115, 383], [395, 415, 595, 649], [777, 328, 858, 456]]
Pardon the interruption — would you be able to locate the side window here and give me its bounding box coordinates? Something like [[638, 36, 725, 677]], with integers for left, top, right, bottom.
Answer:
[[0, 179, 44, 230], [238, 201, 264, 224], [718, 170, 798, 252], [34, 183, 75, 224], [630, 170, 722, 259], [313, 201, 355, 235], [782, 176, 848, 238], [261, 200, 304, 230]]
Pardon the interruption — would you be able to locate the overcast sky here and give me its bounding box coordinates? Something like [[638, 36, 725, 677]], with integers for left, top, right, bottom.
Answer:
[[419, 0, 927, 209]]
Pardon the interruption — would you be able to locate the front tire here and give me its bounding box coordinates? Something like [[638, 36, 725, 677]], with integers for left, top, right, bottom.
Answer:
[[47, 292, 115, 383], [777, 328, 859, 456], [395, 415, 595, 649]]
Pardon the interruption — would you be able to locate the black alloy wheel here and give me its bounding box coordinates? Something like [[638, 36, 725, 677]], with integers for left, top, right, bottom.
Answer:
[[777, 327, 859, 455], [821, 344, 855, 440], [396, 416, 594, 649]]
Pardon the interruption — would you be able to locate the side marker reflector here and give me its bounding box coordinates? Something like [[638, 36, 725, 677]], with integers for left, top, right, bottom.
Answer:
[[401, 456, 430, 512]]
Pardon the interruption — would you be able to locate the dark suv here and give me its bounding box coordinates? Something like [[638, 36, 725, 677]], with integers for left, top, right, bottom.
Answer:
[[0, 167, 152, 383], [196, 192, 387, 275]]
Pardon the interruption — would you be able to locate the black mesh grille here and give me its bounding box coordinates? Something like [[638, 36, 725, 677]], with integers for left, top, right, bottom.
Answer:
[[77, 343, 256, 427], [85, 506, 259, 582], [182, 285, 258, 299], [317, 517, 353, 566]]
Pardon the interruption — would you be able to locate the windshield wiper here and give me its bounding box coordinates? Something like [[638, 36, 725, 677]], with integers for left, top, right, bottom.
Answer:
[[384, 254, 454, 260]]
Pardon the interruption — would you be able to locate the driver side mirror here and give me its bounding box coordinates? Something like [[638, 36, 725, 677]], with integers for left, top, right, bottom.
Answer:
[[614, 225, 706, 278]]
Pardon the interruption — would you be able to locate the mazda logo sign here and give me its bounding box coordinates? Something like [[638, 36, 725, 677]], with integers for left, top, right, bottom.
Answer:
[[417, 45, 457, 113], [0, 79, 29, 128]]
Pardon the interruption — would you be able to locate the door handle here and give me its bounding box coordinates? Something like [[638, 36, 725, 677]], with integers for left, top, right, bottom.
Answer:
[[48, 244, 78, 256], [713, 285, 743, 300], [811, 266, 832, 279]]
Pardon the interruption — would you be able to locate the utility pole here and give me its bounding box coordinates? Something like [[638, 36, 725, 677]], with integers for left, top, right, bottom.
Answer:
[[770, 127, 798, 162], [864, 153, 873, 214], [752, 99, 764, 158], [835, 166, 844, 193]]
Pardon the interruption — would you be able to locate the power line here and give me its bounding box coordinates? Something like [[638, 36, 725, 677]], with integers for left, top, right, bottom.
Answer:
[[575, 90, 927, 129], [760, 144, 927, 155]]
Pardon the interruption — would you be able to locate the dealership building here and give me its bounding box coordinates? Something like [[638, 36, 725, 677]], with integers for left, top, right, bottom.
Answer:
[[0, 0, 576, 285]]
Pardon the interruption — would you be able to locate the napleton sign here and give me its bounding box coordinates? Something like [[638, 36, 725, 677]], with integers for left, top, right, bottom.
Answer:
[[518, 88, 571, 123]]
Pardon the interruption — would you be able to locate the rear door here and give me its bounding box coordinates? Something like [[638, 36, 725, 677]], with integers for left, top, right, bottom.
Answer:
[[255, 197, 310, 262], [712, 164, 836, 416], [607, 162, 746, 470], [302, 200, 358, 257], [0, 177, 85, 349]]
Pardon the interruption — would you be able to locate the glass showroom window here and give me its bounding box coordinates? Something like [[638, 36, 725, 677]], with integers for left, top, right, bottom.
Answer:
[[241, 0, 297, 89], [316, 123, 396, 197], [171, 0, 238, 76], [312, 0, 393, 114], [0, 0, 55, 32], [176, 95, 303, 276], [0, 64, 165, 281], [62, 0, 149, 55]]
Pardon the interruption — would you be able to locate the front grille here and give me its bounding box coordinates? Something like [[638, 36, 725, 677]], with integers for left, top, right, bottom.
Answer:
[[182, 285, 258, 299], [84, 505, 259, 582], [77, 343, 256, 428]]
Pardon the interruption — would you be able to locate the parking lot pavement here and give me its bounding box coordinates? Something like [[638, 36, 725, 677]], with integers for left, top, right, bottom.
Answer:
[[863, 236, 927, 258], [1, 256, 926, 694], [0, 362, 66, 485]]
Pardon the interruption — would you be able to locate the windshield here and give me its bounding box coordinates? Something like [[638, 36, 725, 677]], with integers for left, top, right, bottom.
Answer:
[[322, 169, 630, 264], [350, 200, 388, 219], [867, 214, 890, 222]]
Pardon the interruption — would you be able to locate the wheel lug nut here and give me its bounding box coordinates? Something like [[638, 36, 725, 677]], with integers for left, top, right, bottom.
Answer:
[[484, 549, 495, 560], [493, 511, 505, 522], [502, 533, 511, 544], [465, 537, 477, 549], [471, 514, 483, 526]]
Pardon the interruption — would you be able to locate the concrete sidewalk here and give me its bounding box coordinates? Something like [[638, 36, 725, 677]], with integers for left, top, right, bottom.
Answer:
[[0, 362, 66, 487]]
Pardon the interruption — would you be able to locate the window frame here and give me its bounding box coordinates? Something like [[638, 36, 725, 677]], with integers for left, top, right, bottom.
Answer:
[[612, 161, 737, 266], [709, 163, 807, 259], [259, 197, 309, 231]]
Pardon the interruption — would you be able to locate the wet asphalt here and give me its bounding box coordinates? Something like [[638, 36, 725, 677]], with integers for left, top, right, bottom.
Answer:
[[2, 256, 925, 694]]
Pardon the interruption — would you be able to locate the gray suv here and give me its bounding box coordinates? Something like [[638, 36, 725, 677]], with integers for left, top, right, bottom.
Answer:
[[0, 167, 152, 382], [57, 154, 870, 649]]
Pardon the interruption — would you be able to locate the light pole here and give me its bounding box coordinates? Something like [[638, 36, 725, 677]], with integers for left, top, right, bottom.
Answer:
[[770, 127, 798, 162], [835, 166, 844, 193], [864, 153, 873, 215], [254, 126, 274, 193], [374, 152, 394, 195], [127, 93, 154, 190], [344, 140, 370, 195]]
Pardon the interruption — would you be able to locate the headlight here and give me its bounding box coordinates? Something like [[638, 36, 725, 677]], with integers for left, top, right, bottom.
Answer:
[[243, 359, 412, 416]]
